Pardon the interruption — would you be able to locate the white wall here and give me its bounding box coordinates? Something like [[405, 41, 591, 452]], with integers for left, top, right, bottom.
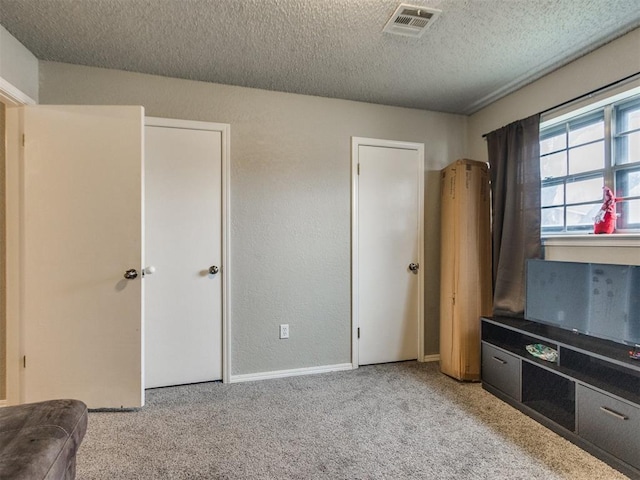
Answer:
[[0, 25, 38, 103], [39, 61, 468, 373], [468, 27, 640, 266]]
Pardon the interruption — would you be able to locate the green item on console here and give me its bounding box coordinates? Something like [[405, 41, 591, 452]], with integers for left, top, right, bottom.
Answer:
[[526, 343, 558, 362]]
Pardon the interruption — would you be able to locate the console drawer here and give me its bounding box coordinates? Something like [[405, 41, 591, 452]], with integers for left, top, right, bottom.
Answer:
[[481, 343, 521, 401], [577, 384, 640, 469]]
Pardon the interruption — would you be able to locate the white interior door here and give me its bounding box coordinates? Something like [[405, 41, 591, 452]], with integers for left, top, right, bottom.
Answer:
[[144, 119, 222, 388], [20, 105, 144, 408], [353, 138, 424, 366]]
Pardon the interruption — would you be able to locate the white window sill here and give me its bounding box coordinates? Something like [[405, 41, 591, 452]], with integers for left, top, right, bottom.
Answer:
[[543, 233, 640, 248]]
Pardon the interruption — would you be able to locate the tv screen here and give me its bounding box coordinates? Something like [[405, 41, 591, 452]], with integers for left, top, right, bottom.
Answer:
[[525, 259, 640, 346]]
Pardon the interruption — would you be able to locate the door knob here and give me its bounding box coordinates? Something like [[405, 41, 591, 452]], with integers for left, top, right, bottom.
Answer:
[[409, 263, 419, 272], [209, 265, 219, 275], [143, 266, 156, 276], [124, 269, 138, 280]]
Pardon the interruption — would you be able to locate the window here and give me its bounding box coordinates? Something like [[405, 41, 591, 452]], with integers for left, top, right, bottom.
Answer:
[[615, 97, 640, 229], [540, 94, 640, 234]]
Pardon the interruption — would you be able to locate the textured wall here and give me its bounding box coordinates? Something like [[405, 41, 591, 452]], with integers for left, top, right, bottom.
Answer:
[[39, 62, 468, 374], [0, 25, 38, 101]]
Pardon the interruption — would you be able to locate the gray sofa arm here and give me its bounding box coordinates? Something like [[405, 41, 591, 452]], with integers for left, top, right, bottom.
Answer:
[[0, 399, 88, 480]]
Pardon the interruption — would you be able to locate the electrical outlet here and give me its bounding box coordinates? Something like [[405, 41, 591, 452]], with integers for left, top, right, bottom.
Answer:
[[279, 324, 289, 339]]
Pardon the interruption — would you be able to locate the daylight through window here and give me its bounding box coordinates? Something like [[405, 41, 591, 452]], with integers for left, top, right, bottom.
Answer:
[[540, 94, 640, 234]]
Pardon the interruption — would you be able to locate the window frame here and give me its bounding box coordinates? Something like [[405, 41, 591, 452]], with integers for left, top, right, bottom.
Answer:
[[540, 93, 640, 235], [613, 96, 640, 230]]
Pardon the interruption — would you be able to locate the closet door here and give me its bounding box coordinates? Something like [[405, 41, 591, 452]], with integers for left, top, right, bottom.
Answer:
[[144, 119, 223, 388], [352, 138, 424, 366], [20, 105, 144, 408]]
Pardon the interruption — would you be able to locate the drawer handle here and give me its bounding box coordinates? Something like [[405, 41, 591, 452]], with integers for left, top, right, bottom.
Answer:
[[492, 356, 507, 365], [599, 406, 629, 421]]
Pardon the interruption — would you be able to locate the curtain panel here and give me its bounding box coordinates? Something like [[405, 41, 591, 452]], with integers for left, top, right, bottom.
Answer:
[[487, 114, 542, 317]]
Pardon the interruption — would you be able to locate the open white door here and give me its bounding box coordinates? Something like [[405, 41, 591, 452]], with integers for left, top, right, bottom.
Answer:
[[18, 105, 144, 409]]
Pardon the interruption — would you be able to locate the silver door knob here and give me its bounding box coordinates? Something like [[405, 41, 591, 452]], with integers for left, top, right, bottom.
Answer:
[[124, 269, 138, 280], [209, 266, 219, 275], [143, 266, 156, 275], [408, 263, 419, 272]]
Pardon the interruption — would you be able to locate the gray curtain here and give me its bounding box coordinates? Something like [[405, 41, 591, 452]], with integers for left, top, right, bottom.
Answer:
[[487, 114, 542, 317]]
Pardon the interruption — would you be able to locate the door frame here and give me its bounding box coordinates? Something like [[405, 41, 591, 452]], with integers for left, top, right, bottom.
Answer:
[[145, 116, 231, 383], [351, 137, 425, 368], [2, 80, 35, 406]]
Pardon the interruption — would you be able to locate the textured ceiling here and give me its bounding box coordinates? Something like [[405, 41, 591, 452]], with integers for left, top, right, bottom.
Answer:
[[1, 0, 639, 114]]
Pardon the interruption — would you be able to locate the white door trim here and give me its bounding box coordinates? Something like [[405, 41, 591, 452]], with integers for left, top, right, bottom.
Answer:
[[2, 78, 33, 406], [351, 137, 425, 368], [145, 117, 231, 383], [0, 77, 36, 107]]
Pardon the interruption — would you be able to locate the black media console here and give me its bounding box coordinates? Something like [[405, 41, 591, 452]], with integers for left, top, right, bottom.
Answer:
[[481, 316, 640, 479]]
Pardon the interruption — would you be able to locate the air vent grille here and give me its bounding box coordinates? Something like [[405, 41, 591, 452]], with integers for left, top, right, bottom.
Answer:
[[383, 4, 442, 38]]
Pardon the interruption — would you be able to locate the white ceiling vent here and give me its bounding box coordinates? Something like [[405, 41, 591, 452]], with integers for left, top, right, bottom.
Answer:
[[383, 4, 441, 38]]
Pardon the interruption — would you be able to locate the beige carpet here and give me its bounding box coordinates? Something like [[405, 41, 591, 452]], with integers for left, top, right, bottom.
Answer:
[[76, 361, 628, 479]]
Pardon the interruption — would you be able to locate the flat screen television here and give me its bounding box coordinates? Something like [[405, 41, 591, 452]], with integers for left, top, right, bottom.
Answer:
[[525, 259, 640, 347]]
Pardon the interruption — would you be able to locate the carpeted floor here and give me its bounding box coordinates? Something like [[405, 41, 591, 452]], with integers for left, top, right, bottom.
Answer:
[[76, 361, 628, 479]]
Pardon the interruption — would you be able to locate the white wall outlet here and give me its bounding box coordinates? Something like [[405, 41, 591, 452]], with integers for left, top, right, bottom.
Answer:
[[279, 324, 289, 339]]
